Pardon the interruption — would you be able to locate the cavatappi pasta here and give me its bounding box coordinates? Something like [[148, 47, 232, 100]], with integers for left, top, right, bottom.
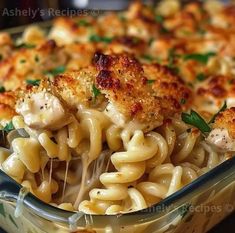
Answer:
[[0, 0, 235, 215]]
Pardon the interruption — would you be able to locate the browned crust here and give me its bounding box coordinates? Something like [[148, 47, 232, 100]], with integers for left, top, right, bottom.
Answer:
[[214, 107, 235, 139]]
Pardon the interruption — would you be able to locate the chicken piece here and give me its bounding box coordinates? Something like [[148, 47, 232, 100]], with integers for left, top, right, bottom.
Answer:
[[16, 80, 73, 130], [21, 26, 46, 45], [0, 32, 13, 60], [106, 36, 147, 56], [125, 2, 160, 40], [206, 108, 235, 151], [98, 13, 126, 37], [49, 17, 98, 45]]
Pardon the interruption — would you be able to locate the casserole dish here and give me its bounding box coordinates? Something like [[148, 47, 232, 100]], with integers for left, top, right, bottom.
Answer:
[[0, 0, 235, 232], [0, 156, 235, 233]]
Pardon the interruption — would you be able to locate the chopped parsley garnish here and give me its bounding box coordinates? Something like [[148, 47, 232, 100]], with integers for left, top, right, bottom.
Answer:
[[26, 79, 40, 86], [147, 80, 155, 84], [89, 34, 113, 43], [180, 98, 186, 105], [155, 15, 164, 23], [15, 43, 36, 49], [167, 49, 180, 74], [180, 30, 192, 35], [183, 52, 216, 64], [160, 26, 169, 34], [168, 48, 180, 67], [228, 79, 235, 85], [198, 28, 206, 35], [141, 54, 161, 63], [45, 66, 66, 76], [0, 86, 5, 93], [92, 84, 101, 99], [142, 54, 154, 62], [187, 82, 193, 88], [170, 66, 180, 75], [132, 37, 140, 44], [20, 59, 26, 64], [148, 38, 154, 46], [76, 19, 91, 27], [3, 121, 14, 133], [208, 101, 227, 124], [118, 14, 127, 22], [34, 55, 39, 62], [196, 73, 206, 81], [181, 110, 211, 133]]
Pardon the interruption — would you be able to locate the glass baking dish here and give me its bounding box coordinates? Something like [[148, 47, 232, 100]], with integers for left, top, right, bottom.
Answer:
[[1, 1, 235, 232], [0, 155, 235, 233]]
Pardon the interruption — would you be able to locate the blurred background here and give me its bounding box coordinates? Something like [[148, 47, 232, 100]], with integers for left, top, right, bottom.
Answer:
[[0, 0, 146, 29], [0, 0, 233, 29]]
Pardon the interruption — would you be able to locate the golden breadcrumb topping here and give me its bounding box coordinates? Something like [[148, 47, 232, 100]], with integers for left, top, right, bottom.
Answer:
[[213, 107, 235, 139], [0, 0, 234, 126]]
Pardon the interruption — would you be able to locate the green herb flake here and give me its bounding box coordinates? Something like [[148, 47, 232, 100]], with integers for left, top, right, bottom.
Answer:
[[170, 66, 180, 75], [0, 86, 6, 93], [15, 43, 36, 49], [180, 98, 186, 105], [160, 26, 169, 34], [92, 84, 101, 99], [147, 80, 155, 84], [196, 73, 206, 82], [168, 48, 180, 68], [8, 214, 18, 228], [26, 79, 40, 86], [3, 121, 15, 133], [132, 37, 140, 44], [228, 79, 234, 85], [148, 38, 154, 46], [20, 59, 26, 64], [183, 52, 216, 64], [142, 54, 153, 62], [180, 30, 192, 35], [0, 203, 6, 217], [187, 82, 193, 88], [155, 15, 164, 23], [34, 55, 39, 62], [208, 101, 227, 124], [198, 28, 206, 35], [45, 66, 66, 76], [118, 14, 127, 22], [89, 34, 113, 44], [181, 110, 211, 133], [76, 19, 91, 27]]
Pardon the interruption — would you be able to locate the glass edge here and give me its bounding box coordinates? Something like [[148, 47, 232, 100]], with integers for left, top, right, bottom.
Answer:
[[17, 156, 235, 227]]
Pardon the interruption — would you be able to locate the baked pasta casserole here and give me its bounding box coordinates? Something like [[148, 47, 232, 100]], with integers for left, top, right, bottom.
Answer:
[[0, 0, 235, 215]]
